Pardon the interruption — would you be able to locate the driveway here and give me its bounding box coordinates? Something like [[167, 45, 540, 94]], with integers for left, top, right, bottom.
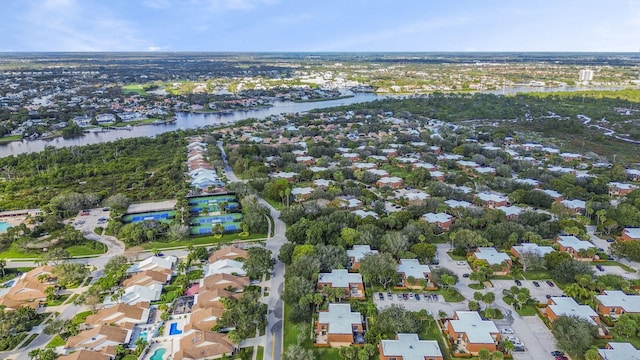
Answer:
[[595, 263, 640, 279], [510, 315, 558, 360]]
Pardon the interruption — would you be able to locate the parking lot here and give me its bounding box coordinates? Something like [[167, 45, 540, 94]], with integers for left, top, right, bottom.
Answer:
[[492, 280, 564, 302], [594, 264, 640, 279], [373, 291, 468, 318]]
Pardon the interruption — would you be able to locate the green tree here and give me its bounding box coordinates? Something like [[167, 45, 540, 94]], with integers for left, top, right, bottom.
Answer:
[[243, 246, 273, 279], [614, 315, 638, 338], [501, 339, 515, 354], [358, 252, 399, 289], [478, 348, 491, 360], [552, 315, 598, 358]]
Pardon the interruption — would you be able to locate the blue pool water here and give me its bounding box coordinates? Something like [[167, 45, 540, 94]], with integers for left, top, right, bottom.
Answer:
[[139, 331, 149, 342], [169, 322, 183, 335], [150, 348, 166, 360], [0, 222, 11, 233]]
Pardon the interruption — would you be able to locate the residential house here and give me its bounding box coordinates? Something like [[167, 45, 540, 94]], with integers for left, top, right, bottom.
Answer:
[[497, 206, 523, 219], [474, 167, 496, 176], [376, 176, 404, 189], [204, 259, 247, 277], [445, 311, 500, 355], [108, 284, 163, 306], [174, 330, 233, 360], [627, 169, 640, 182], [339, 197, 363, 210], [347, 245, 378, 270], [291, 187, 315, 202], [539, 189, 564, 202], [396, 259, 433, 289], [379, 333, 443, 360], [127, 255, 177, 274], [208, 247, 248, 263], [296, 156, 315, 165], [342, 153, 360, 162], [317, 269, 365, 300], [514, 178, 540, 188], [545, 296, 599, 324], [429, 171, 446, 181], [444, 200, 474, 209], [595, 290, 640, 317], [201, 273, 250, 292], [352, 210, 379, 219], [475, 193, 509, 209], [598, 342, 640, 360], [58, 350, 111, 360], [422, 212, 454, 231], [269, 171, 298, 182], [313, 179, 333, 189], [621, 228, 640, 241], [472, 248, 512, 275], [403, 190, 430, 204], [510, 243, 555, 258], [561, 199, 586, 214], [85, 302, 150, 327], [0, 265, 54, 310], [315, 303, 364, 347], [65, 325, 131, 354], [189, 300, 227, 332], [556, 235, 596, 260], [608, 182, 637, 196], [123, 269, 171, 288], [456, 160, 480, 171], [354, 162, 377, 171], [367, 168, 390, 178], [73, 115, 92, 127]]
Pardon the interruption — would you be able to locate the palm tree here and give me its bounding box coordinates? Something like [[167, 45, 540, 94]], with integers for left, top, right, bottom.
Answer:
[[501, 339, 515, 355], [112, 287, 125, 303]]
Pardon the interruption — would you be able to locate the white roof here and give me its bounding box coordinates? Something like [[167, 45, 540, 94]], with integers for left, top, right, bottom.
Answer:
[[367, 169, 389, 177], [557, 235, 595, 251], [476, 193, 508, 203], [539, 189, 562, 198], [352, 210, 379, 219], [515, 178, 540, 187], [449, 311, 499, 344], [561, 199, 586, 210], [596, 291, 640, 313], [497, 206, 523, 217], [549, 297, 598, 324], [414, 162, 437, 170], [109, 284, 163, 305], [404, 191, 430, 201], [347, 245, 378, 262], [396, 157, 418, 163], [205, 259, 246, 277], [368, 155, 388, 161], [624, 228, 640, 239], [511, 243, 554, 257], [598, 342, 640, 360], [318, 269, 363, 288], [474, 247, 511, 265], [128, 255, 177, 273], [318, 304, 362, 334], [380, 333, 442, 360], [444, 199, 473, 208], [313, 179, 333, 187], [627, 169, 640, 176], [397, 259, 431, 279], [378, 176, 403, 184], [609, 182, 637, 190], [354, 162, 376, 169], [422, 212, 453, 224], [456, 160, 479, 168], [476, 167, 496, 174], [309, 166, 328, 172], [291, 187, 314, 196], [270, 171, 298, 179]]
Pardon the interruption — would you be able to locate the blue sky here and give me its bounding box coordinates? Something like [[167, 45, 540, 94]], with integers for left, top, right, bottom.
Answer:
[[1, 0, 639, 52]]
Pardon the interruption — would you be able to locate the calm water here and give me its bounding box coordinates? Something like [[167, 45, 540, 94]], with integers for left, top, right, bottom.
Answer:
[[0, 85, 635, 157]]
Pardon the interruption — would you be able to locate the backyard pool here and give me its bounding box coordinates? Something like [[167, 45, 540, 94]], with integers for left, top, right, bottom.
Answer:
[[150, 348, 166, 360], [169, 322, 183, 335]]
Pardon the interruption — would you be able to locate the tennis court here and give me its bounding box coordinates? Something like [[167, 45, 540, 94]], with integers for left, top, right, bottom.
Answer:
[[122, 210, 176, 223], [189, 213, 243, 235], [189, 201, 239, 214], [187, 195, 236, 206]]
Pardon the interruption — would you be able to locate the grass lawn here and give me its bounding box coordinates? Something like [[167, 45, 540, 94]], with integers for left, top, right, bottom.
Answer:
[[283, 303, 300, 349], [66, 242, 107, 256], [436, 289, 465, 302], [314, 347, 340, 360], [46, 335, 66, 348], [140, 232, 267, 250], [264, 198, 284, 211], [64, 294, 78, 305], [594, 332, 640, 350], [468, 283, 484, 290], [257, 346, 264, 360], [46, 294, 70, 307], [122, 355, 138, 360], [72, 310, 93, 325], [446, 252, 467, 261], [480, 309, 504, 319], [0, 135, 24, 143], [421, 317, 452, 360], [521, 270, 553, 280], [515, 304, 539, 316]]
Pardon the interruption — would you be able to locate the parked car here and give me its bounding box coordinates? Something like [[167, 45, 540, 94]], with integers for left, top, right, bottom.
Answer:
[[397, 294, 403, 300], [102, 207, 110, 211], [408, 293, 414, 300], [551, 350, 565, 356], [432, 294, 438, 301], [546, 294, 552, 299], [387, 292, 392, 300], [596, 265, 605, 272], [532, 281, 540, 287], [402, 293, 408, 300], [608, 255, 615, 260], [515, 279, 522, 286], [415, 294, 420, 300], [607, 238, 615, 242], [597, 247, 605, 252], [379, 293, 385, 300], [424, 294, 431, 301], [546, 280, 555, 287], [501, 328, 514, 334], [462, 273, 470, 278]]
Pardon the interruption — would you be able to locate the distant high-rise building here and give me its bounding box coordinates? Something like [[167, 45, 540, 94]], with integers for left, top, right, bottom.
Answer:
[[579, 69, 594, 82]]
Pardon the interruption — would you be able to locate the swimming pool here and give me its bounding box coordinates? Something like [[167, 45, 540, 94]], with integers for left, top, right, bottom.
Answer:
[[169, 322, 183, 335], [150, 348, 166, 360], [0, 222, 11, 233], [139, 331, 149, 342]]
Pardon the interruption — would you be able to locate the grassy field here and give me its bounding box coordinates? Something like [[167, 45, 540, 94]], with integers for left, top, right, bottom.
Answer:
[[0, 240, 105, 259], [140, 232, 267, 250], [0, 135, 24, 143], [521, 270, 553, 280], [72, 310, 93, 325], [256, 346, 264, 360], [421, 317, 452, 360], [46, 335, 66, 348], [515, 304, 539, 316], [122, 84, 148, 95], [46, 294, 70, 307]]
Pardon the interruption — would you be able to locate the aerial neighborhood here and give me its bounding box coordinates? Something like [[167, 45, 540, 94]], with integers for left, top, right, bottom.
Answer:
[[2, 54, 640, 360]]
